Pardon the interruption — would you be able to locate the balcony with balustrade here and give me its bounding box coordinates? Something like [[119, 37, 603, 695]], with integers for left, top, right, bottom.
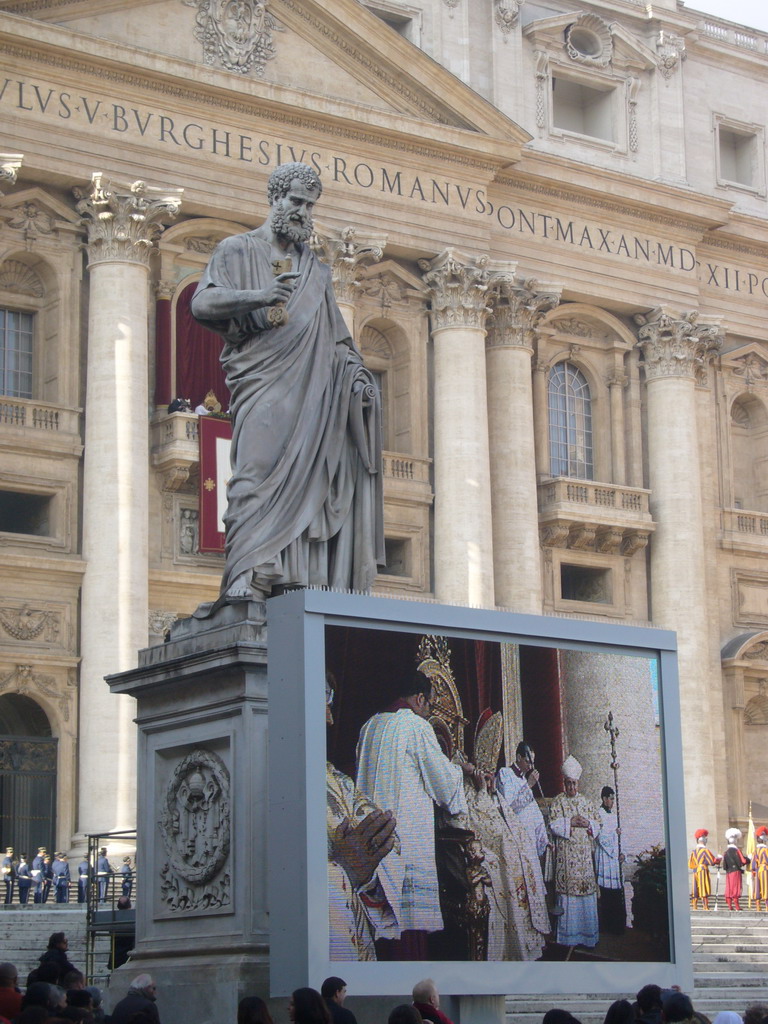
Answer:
[[0, 397, 82, 456], [537, 477, 654, 555]]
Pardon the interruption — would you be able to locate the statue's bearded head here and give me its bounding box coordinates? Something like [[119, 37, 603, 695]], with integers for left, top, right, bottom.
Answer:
[[267, 162, 322, 244]]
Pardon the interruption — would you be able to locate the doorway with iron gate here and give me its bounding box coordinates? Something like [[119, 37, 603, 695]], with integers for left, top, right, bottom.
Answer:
[[0, 694, 57, 856]]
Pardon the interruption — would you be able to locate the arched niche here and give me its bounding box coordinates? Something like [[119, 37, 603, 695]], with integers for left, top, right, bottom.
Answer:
[[722, 631, 768, 819], [730, 393, 768, 513], [359, 316, 412, 454]]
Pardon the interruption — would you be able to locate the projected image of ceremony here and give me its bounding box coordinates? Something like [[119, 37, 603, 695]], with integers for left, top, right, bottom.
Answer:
[[324, 625, 669, 966]]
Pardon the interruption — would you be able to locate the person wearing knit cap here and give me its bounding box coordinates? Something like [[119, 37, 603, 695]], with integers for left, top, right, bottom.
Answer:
[[752, 826, 768, 911], [722, 827, 750, 911], [688, 829, 720, 910], [548, 755, 601, 948]]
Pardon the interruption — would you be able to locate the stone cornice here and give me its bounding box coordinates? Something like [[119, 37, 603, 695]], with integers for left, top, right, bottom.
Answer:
[[0, 17, 519, 175], [499, 158, 733, 237]]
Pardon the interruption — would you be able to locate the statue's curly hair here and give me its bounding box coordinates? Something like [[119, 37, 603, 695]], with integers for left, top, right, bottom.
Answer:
[[267, 162, 322, 205]]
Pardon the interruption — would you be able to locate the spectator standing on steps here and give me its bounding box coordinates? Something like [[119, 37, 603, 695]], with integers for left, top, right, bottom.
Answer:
[[38, 934, 77, 986]]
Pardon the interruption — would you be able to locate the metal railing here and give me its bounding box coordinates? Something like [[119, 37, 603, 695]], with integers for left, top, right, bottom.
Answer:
[[85, 830, 137, 985]]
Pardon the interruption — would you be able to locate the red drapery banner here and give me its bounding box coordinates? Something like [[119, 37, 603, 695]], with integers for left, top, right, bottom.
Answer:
[[198, 414, 232, 553], [175, 282, 230, 410]]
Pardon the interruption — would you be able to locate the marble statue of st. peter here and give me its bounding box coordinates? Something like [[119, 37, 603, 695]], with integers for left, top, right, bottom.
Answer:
[[191, 162, 384, 602]]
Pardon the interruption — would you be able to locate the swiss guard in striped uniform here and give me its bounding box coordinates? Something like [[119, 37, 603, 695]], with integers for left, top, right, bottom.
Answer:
[[689, 829, 720, 910], [752, 826, 768, 911]]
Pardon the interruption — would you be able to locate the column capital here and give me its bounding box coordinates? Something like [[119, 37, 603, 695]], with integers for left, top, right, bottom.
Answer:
[[486, 275, 560, 350], [635, 307, 722, 382], [73, 173, 183, 267], [310, 225, 385, 305], [0, 153, 23, 195], [419, 248, 491, 331]]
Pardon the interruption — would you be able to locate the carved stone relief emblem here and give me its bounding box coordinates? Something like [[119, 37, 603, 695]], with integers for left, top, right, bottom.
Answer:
[[732, 353, 768, 388], [182, 0, 282, 76], [158, 748, 231, 912], [494, 0, 521, 35], [179, 508, 200, 556], [656, 31, 686, 80], [7, 203, 56, 245]]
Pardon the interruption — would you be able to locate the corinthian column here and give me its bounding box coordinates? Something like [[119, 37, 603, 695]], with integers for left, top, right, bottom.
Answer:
[[636, 307, 722, 836], [487, 276, 560, 611], [311, 226, 385, 335], [74, 174, 182, 844], [420, 249, 494, 606]]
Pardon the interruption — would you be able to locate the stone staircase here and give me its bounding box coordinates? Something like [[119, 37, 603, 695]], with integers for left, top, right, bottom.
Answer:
[[0, 906, 112, 987], [504, 909, 768, 1024]]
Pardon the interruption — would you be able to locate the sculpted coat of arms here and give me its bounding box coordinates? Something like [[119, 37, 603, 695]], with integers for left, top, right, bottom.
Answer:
[[183, 0, 282, 75], [158, 747, 231, 912]]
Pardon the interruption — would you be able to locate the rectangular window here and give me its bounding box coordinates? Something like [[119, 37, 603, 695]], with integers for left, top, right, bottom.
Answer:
[[560, 564, 612, 604], [383, 537, 410, 577], [0, 308, 33, 399], [719, 127, 757, 187], [552, 77, 615, 142], [0, 491, 52, 536], [715, 117, 765, 194]]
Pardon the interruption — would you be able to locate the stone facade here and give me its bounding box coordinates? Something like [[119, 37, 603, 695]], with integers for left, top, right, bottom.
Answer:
[[0, 0, 767, 851]]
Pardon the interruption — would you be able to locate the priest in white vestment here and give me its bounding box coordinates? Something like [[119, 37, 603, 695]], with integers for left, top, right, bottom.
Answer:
[[356, 672, 473, 957], [548, 755, 601, 948], [496, 742, 549, 858]]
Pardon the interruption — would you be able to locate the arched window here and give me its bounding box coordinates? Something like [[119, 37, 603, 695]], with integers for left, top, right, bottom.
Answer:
[[548, 361, 593, 479]]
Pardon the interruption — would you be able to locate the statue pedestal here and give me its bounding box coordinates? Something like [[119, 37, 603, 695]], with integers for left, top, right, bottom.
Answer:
[[106, 599, 507, 1024], [106, 602, 273, 1022]]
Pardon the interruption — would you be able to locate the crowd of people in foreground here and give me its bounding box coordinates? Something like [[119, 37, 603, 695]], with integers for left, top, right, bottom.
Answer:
[[0, 943, 763, 1024]]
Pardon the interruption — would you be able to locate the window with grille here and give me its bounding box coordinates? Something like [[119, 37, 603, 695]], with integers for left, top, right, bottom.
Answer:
[[0, 308, 33, 399], [548, 361, 593, 479]]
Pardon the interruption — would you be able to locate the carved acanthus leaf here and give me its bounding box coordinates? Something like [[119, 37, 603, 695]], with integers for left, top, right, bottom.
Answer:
[[634, 307, 722, 381], [74, 174, 182, 266], [487, 275, 560, 348], [311, 226, 385, 304], [0, 154, 22, 194], [420, 248, 491, 330]]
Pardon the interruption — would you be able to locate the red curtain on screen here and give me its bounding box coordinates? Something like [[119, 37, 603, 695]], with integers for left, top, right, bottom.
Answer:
[[174, 282, 230, 409]]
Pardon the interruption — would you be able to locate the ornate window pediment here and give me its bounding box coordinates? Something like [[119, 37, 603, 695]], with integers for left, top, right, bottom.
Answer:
[[523, 14, 656, 74]]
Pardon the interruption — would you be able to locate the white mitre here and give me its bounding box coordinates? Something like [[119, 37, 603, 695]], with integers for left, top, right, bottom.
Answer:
[[725, 827, 742, 842], [562, 754, 582, 780]]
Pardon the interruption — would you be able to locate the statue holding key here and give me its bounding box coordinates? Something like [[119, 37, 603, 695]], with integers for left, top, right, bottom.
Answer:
[[191, 162, 384, 605]]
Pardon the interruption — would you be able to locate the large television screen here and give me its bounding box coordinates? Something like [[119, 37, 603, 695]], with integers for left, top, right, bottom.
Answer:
[[268, 591, 690, 996]]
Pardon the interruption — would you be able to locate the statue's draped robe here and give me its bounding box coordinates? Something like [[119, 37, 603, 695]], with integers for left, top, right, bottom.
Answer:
[[194, 233, 384, 594], [549, 790, 601, 947]]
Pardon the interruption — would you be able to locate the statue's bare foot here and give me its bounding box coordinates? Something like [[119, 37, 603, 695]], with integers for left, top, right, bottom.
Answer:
[[224, 572, 266, 603]]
